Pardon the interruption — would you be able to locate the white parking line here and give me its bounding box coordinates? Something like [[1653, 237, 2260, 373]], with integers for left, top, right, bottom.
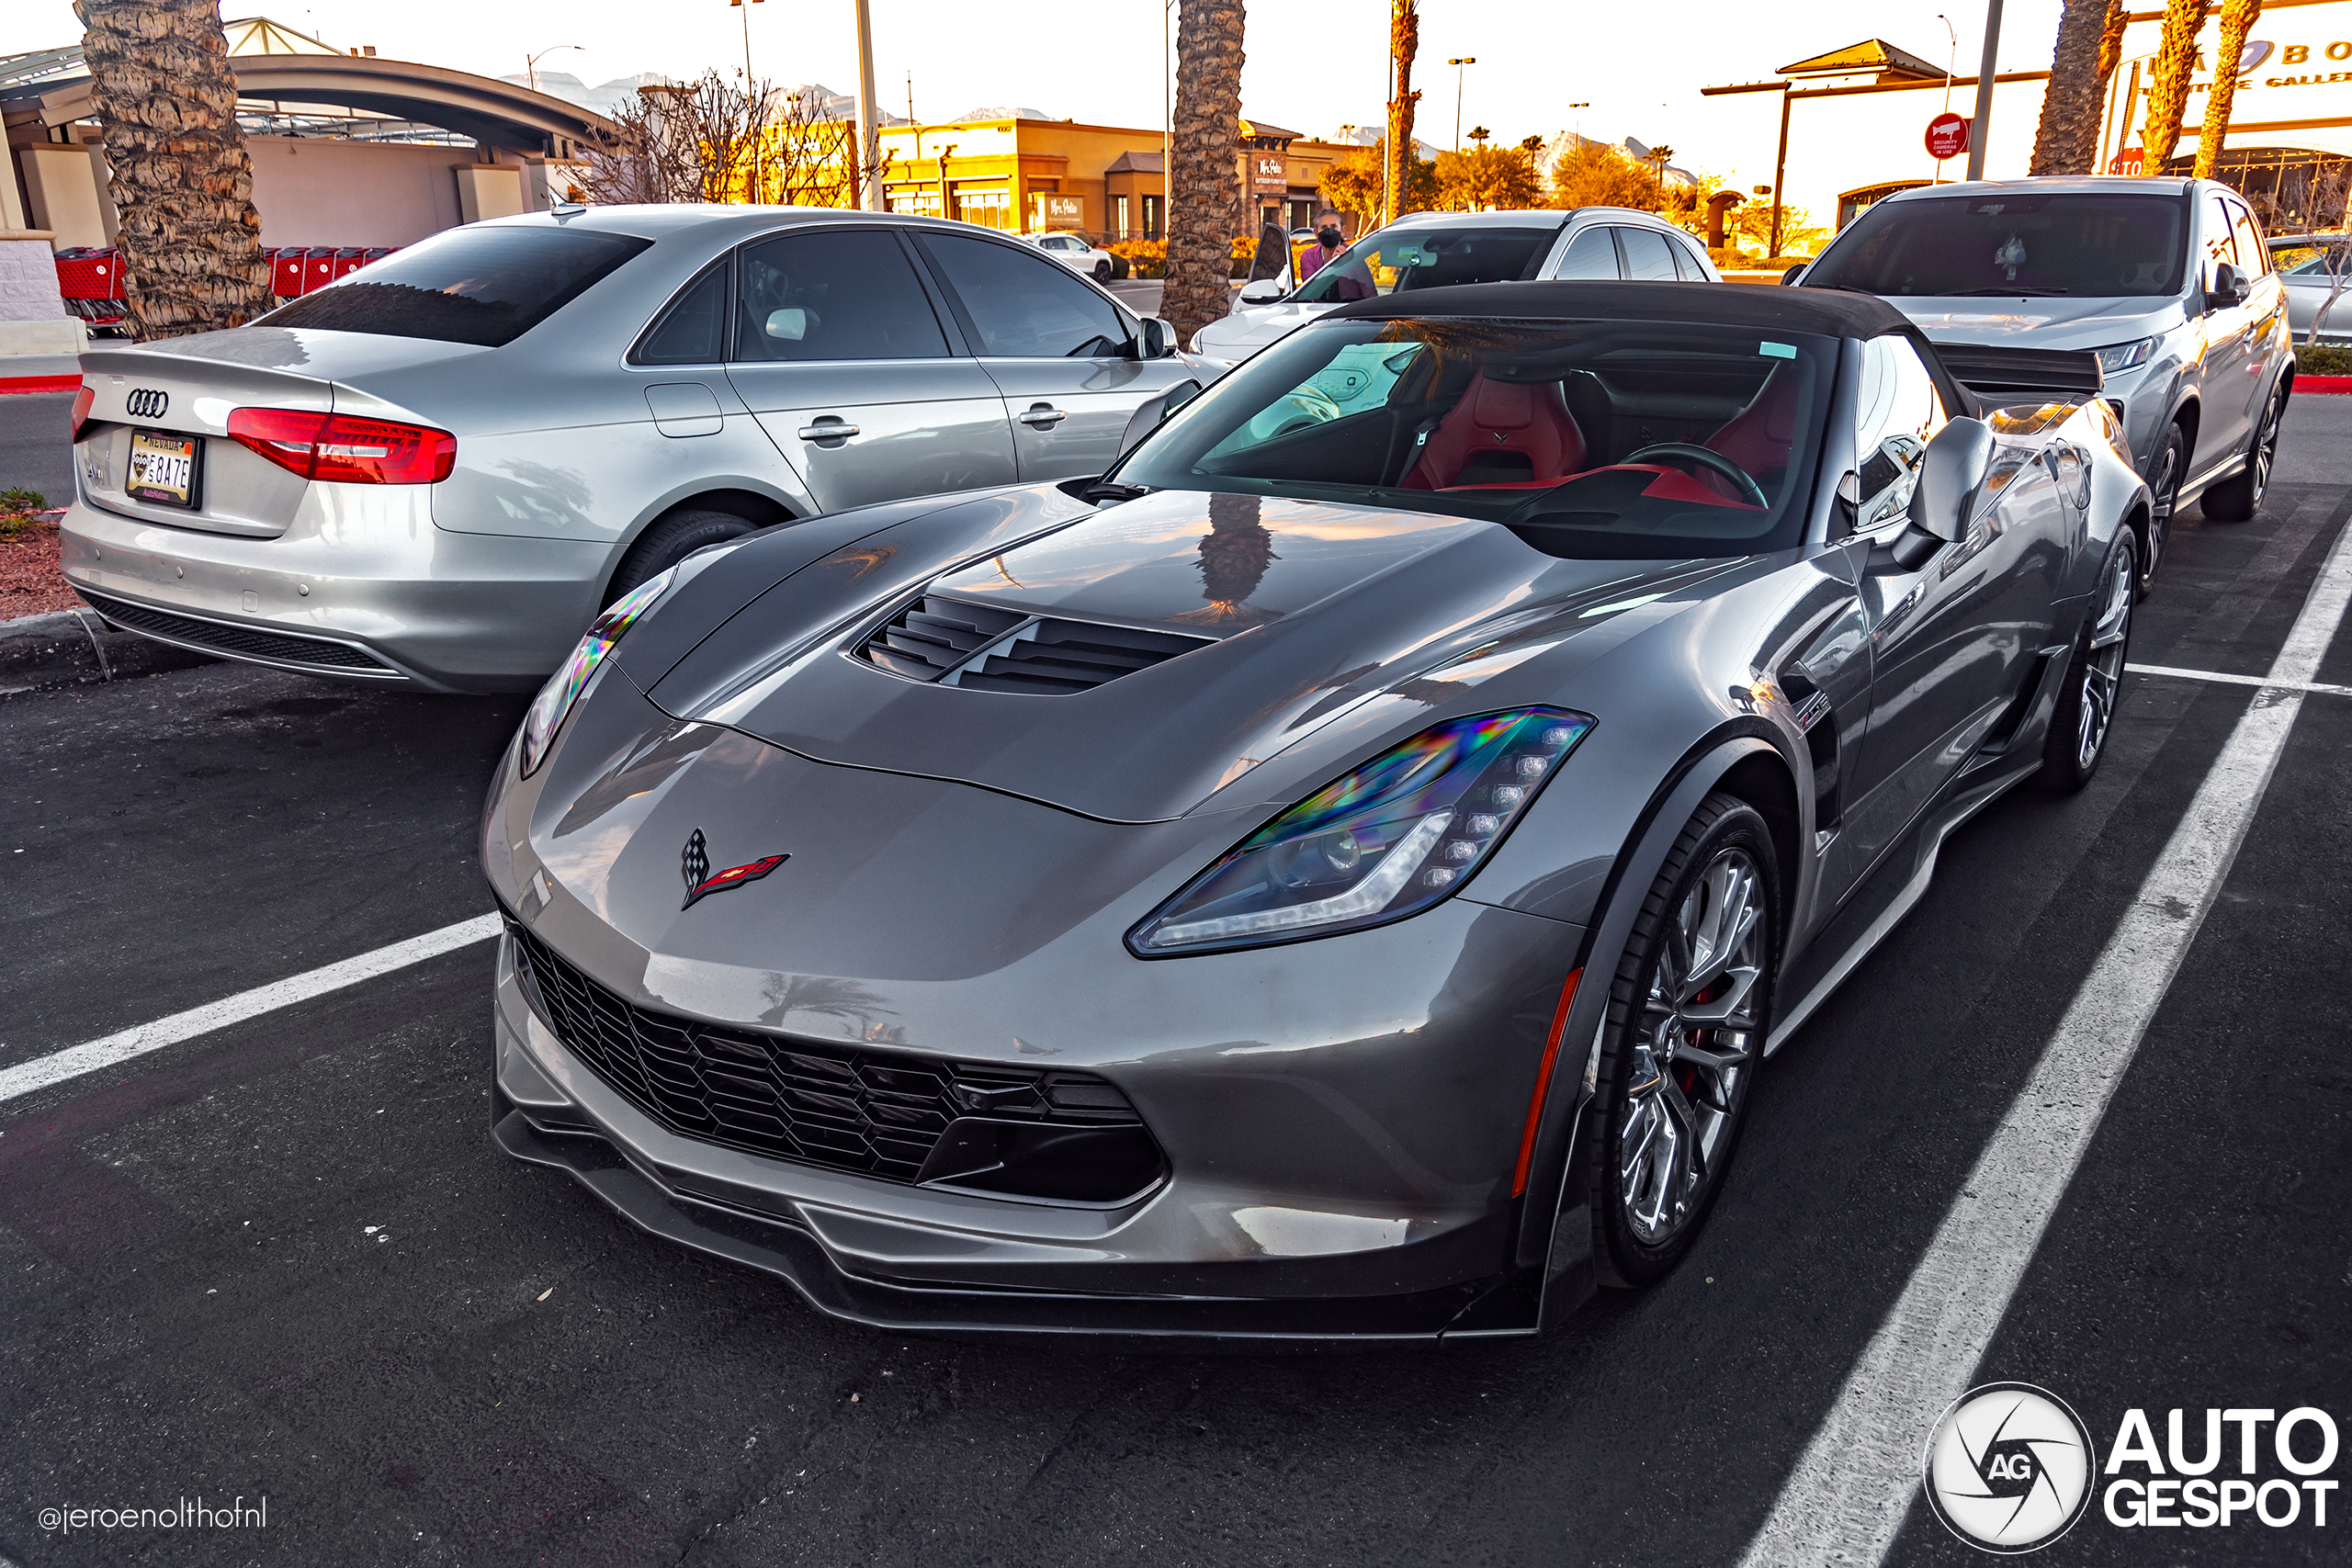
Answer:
[[2127, 660, 2352, 697], [0, 913, 502, 1106], [1739, 516, 2352, 1567]]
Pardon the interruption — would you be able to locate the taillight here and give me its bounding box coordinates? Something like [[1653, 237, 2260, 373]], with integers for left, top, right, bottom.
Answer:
[[225, 408, 456, 485], [71, 385, 96, 444]]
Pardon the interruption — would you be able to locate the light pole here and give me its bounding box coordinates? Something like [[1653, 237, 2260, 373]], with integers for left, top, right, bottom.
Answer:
[[1965, 0, 2005, 182], [1447, 57, 1475, 152], [1568, 102, 1589, 142], [729, 0, 763, 86], [1163, 0, 1177, 242], [525, 43, 581, 96], [853, 0, 880, 210]]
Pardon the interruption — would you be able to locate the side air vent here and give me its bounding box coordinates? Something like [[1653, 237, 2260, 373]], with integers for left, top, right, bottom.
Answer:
[[857, 593, 1211, 695]]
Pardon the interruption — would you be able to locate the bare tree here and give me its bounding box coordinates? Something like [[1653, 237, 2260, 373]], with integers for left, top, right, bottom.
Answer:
[[1385, 0, 1422, 224], [2305, 236, 2352, 343], [2195, 0, 2265, 179], [2031, 0, 2115, 174], [1161, 0, 1246, 349], [81, 0, 271, 338], [2143, 0, 2213, 169], [580, 71, 783, 206]]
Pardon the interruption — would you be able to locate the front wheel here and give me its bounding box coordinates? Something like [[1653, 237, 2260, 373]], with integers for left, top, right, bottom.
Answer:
[[2199, 383, 2282, 523], [1093, 260, 1113, 282], [2137, 422, 2186, 597], [1591, 793, 1778, 1289], [2041, 528, 2136, 793]]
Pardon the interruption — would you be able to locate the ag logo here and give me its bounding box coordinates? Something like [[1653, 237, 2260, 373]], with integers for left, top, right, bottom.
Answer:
[[1923, 1382, 2098, 1553], [125, 388, 168, 419]]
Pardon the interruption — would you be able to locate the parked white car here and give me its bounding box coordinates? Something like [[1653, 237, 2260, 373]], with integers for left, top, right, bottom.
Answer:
[[1193, 208, 1723, 368], [1027, 231, 1119, 283]]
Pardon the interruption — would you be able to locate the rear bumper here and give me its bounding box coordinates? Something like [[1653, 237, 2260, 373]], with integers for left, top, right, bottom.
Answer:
[[58, 494, 614, 693]]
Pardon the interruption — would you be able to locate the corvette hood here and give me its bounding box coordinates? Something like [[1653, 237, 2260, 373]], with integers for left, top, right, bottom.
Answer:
[[648, 486, 1732, 823], [1889, 295, 2186, 352]]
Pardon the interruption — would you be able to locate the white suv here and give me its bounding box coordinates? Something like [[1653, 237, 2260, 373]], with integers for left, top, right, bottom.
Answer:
[[1027, 231, 1118, 283]]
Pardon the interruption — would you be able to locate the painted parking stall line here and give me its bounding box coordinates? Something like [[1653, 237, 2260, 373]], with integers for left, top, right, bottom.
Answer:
[[0, 914, 502, 1105], [2126, 660, 2352, 698], [1737, 515, 2352, 1568]]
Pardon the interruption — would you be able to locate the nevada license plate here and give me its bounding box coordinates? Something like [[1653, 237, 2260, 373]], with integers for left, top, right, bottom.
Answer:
[[127, 428, 200, 508]]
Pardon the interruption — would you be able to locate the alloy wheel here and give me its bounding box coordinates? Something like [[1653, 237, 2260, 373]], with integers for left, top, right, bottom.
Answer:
[[1617, 847, 1764, 1247], [2142, 433, 2180, 588], [2248, 389, 2281, 506], [2075, 538, 2135, 772]]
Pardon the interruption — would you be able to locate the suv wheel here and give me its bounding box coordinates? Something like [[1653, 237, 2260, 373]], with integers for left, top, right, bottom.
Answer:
[[2137, 422, 2186, 597], [2199, 383, 2282, 523]]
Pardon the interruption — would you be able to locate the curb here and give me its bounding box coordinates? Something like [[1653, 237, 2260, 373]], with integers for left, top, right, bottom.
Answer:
[[2297, 374, 2352, 394], [0, 605, 215, 695]]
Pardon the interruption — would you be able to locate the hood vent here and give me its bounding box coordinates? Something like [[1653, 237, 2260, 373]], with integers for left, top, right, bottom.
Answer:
[[858, 593, 1211, 695]]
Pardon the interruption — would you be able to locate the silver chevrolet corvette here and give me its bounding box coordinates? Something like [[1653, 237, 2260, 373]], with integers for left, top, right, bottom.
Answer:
[[483, 281, 2150, 1346]]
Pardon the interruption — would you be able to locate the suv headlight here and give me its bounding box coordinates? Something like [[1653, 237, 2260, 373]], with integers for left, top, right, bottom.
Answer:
[[517, 569, 675, 778], [1128, 707, 1594, 955], [2092, 335, 2160, 376]]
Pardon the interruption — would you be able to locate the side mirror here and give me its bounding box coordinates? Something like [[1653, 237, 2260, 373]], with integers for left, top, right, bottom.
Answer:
[[1135, 317, 1178, 359], [2209, 261, 2249, 310], [1781, 264, 1808, 286], [1116, 377, 1203, 455], [1238, 276, 1287, 305], [1906, 417, 1996, 543]]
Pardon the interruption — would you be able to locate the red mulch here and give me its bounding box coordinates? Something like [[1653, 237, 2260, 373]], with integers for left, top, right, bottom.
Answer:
[[0, 513, 78, 618]]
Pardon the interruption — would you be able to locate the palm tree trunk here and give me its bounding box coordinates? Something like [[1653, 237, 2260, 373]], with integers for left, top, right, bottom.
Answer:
[[2195, 0, 2264, 178], [1160, 0, 1245, 349], [1385, 1, 1421, 225], [81, 0, 271, 339], [2030, 0, 2114, 173], [2143, 0, 2213, 169]]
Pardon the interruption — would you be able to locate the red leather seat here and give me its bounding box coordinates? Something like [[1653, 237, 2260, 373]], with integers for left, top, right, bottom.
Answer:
[[1405, 374, 1587, 490], [1703, 367, 1800, 482]]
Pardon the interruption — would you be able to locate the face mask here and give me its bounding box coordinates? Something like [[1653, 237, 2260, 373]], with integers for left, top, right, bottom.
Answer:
[[1317, 227, 1342, 247]]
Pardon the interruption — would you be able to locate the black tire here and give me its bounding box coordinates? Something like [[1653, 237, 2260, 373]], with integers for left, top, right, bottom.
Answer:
[[1093, 260, 1113, 282], [2198, 381, 2283, 523], [1591, 792, 1778, 1289], [2136, 421, 2186, 598], [606, 508, 753, 604], [2041, 528, 2136, 793]]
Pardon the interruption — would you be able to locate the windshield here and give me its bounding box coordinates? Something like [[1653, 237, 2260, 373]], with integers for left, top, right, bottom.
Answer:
[[1804, 192, 2189, 299], [1114, 316, 1832, 559], [262, 226, 651, 346], [1292, 221, 1558, 303]]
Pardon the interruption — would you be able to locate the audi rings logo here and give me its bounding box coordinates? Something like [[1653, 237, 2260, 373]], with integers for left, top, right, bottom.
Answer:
[[125, 388, 168, 419], [1923, 1383, 2098, 1553]]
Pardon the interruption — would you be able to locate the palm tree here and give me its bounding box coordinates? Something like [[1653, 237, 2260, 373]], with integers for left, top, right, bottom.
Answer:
[[2143, 0, 2214, 169], [2030, 0, 2119, 173], [81, 0, 270, 338], [2196, 0, 2265, 178], [1385, 0, 1422, 224], [1160, 0, 1246, 350]]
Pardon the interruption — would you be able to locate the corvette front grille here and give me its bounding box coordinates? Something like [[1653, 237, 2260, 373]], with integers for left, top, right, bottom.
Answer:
[[857, 593, 1209, 694], [506, 921, 1146, 1186]]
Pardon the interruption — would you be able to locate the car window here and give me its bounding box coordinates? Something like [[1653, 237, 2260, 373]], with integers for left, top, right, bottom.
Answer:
[[919, 231, 1130, 357], [631, 259, 729, 366], [1671, 235, 1712, 281], [2230, 202, 2267, 276], [1552, 226, 1620, 279], [1114, 314, 1834, 558], [1803, 192, 2189, 298], [262, 225, 650, 347], [2203, 196, 2240, 290], [731, 229, 949, 362], [1291, 221, 1557, 301], [1620, 228, 1679, 282], [1850, 334, 1950, 535]]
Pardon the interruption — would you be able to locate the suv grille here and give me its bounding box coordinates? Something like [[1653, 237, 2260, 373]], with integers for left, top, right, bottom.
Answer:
[[508, 921, 1148, 1186], [858, 593, 1209, 694], [80, 589, 394, 673]]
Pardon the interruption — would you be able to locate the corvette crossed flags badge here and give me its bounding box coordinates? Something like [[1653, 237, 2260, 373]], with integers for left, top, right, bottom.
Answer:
[[679, 828, 788, 910]]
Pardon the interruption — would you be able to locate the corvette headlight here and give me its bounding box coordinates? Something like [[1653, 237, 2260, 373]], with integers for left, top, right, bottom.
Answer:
[[1129, 707, 1594, 955], [2092, 335, 2159, 376], [516, 569, 675, 778]]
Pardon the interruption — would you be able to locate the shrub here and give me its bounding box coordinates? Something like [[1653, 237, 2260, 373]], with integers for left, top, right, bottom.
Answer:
[[0, 487, 48, 537], [1108, 239, 1165, 279], [2294, 342, 2352, 374]]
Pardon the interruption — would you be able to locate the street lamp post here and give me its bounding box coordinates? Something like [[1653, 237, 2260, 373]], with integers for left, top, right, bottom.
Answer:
[[525, 43, 581, 96], [729, 0, 763, 85], [1447, 57, 1475, 152], [853, 0, 881, 209], [1965, 0, 2005, 182]]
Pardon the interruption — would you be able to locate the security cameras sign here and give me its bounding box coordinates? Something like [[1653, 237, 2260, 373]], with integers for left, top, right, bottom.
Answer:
[[1926, 112, 1970, 161]]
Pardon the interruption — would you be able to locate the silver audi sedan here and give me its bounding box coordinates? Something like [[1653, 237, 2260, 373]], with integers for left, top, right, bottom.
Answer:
[[59, 207, 1203, 692]]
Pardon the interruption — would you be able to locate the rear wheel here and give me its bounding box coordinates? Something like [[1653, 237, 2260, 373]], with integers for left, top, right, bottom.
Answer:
[[1592, 793, 1777, 1289], [2136, 422, 2186, 597], [1093, 260, 1113, 282], [606, 508, 754, 604], [2199, 382, 2282, 522], [2041, 529, 2136, 793]]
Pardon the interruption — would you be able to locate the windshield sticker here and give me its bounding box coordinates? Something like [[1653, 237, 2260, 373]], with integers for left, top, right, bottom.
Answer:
[[1759, 342, 1797, 359], [1995, 234, 2028, 281], [1386, 244, 1435, 267]]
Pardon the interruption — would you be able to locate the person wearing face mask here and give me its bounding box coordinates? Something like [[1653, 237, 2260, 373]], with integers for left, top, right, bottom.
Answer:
[[1297, 210, 1349, 282]]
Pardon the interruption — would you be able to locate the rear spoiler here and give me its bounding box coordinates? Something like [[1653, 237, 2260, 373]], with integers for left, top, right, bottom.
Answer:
[[1929, 341, 2104, 399]]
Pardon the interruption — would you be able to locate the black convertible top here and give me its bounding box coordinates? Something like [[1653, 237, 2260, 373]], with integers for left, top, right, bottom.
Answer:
[[1324, 279, 1915, 340]]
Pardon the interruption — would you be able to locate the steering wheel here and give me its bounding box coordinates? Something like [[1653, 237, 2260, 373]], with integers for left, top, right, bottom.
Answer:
[[1621, 442, 1769, 509]]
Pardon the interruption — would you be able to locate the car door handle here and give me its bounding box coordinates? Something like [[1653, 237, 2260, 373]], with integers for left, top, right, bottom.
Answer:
[[1019, 404, 1067, 427], [797, 420, 858, 441]]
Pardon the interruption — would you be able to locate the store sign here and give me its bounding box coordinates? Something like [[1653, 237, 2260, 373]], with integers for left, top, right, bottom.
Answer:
[[1031, 194, 1085, 228], [1926, 112, 1970, 161], [1251, 153, 1288, 194]]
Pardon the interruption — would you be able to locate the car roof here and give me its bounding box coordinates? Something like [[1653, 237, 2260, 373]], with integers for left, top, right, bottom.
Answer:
[[468, 204, 1040, 247], [1324, 278, 1912, 339], [1384, 209, 1566, 230], [1877, 176, 2199, 202]]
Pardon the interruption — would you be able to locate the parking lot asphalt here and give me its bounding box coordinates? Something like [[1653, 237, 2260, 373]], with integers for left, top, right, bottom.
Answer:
[[1, 390, 75, 505], [2, 399, 2348, 1566]]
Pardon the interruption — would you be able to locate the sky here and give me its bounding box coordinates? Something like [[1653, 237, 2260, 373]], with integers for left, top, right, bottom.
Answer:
[[27, 0, 2072, 212]]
